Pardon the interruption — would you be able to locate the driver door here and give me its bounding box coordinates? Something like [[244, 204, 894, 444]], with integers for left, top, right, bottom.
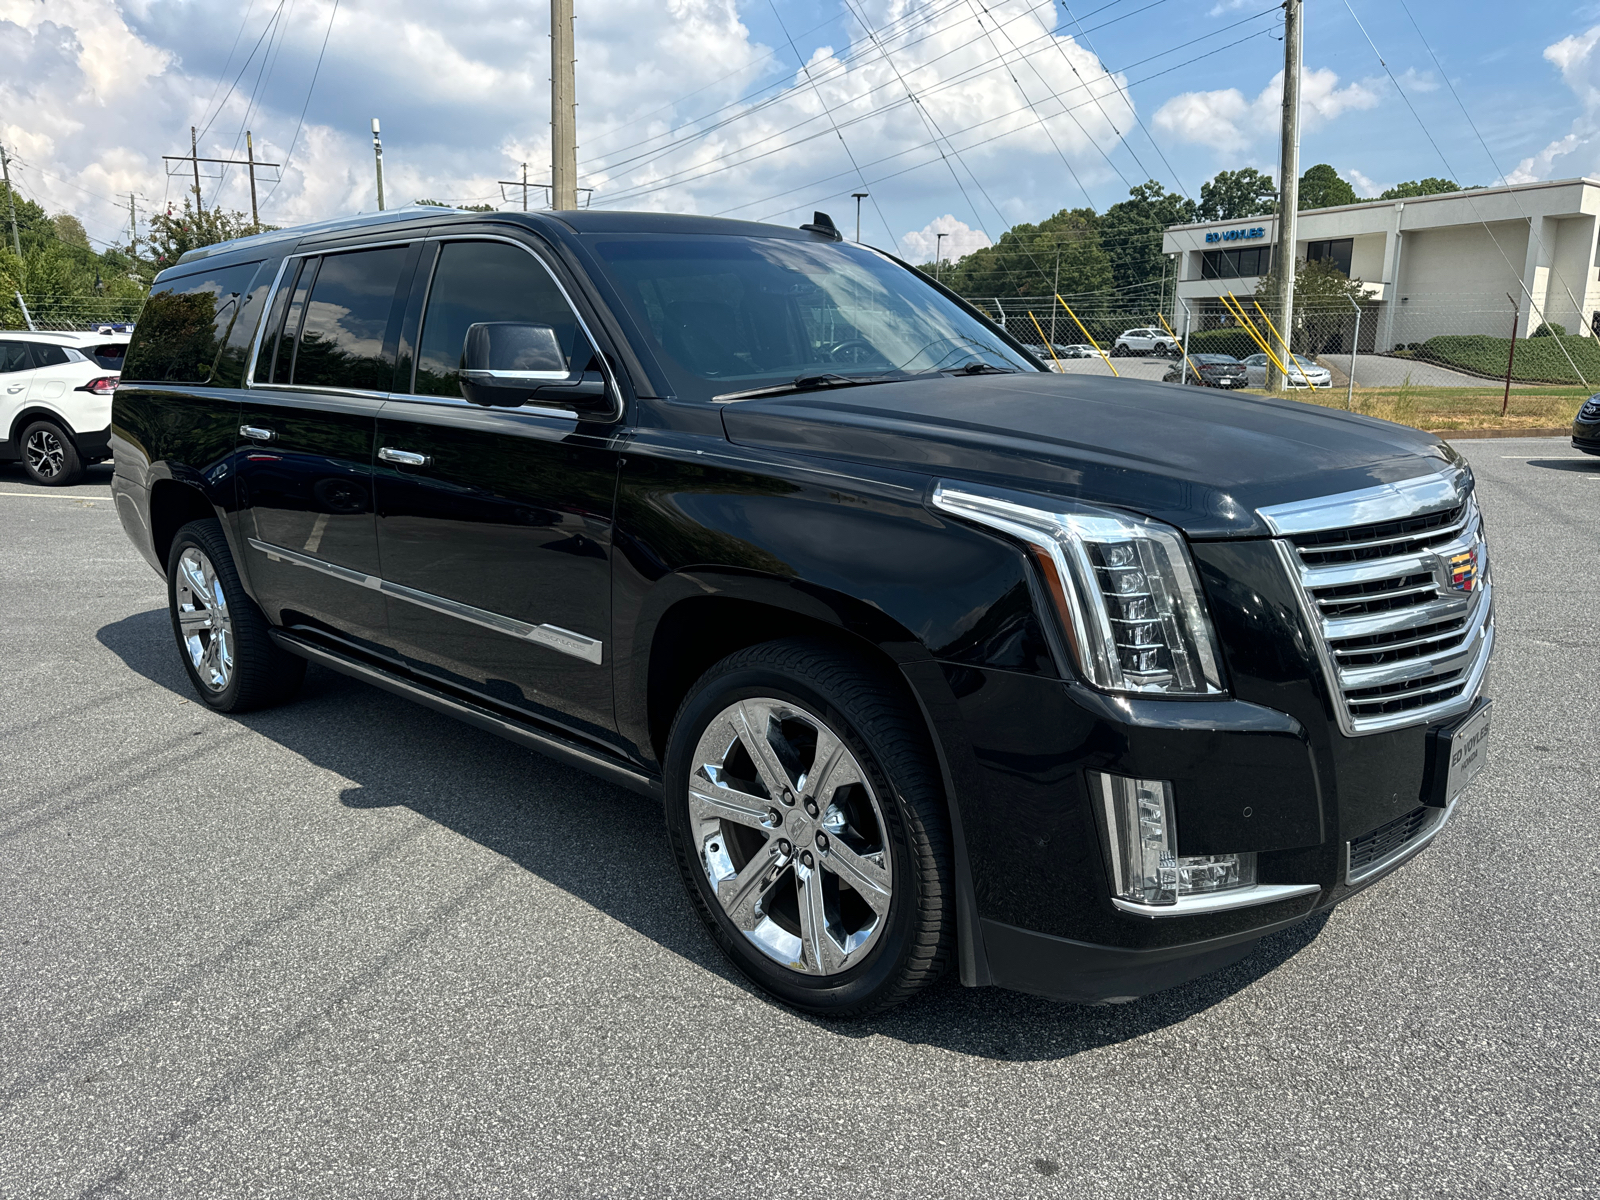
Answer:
[[373, 236, 622, 748]]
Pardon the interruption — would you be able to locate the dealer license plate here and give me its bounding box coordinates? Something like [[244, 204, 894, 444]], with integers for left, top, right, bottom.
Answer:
[[1441, 700, 1492, 805]]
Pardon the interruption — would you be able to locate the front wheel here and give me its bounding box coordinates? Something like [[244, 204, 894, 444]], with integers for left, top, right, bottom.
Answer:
[[1111, 344, 1128, 357], [167, 518, 305, 712], [664, 639, 953, 1017], [20, 420, 82, 486]]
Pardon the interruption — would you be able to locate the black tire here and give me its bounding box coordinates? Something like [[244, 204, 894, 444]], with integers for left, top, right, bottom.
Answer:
[[663, 638, 953, 1017], [19, 419, 83, 486], [1111, 344, 1128, 358], [1154, 341, 1172, 357], [166, 518, 305, 712]]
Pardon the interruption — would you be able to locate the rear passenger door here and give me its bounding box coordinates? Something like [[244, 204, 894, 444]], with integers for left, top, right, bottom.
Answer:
[[373, 235, 622, 745], [237, 240, 419, 656], [0, 342, 32, 440]]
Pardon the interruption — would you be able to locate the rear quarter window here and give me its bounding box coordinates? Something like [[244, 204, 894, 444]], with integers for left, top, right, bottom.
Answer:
[[122, 261, 264, 384]]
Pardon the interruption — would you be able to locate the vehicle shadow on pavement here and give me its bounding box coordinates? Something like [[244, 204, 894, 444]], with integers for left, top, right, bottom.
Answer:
[[1525, 458, 1599, 472], [98, 608, 1330, 1063]]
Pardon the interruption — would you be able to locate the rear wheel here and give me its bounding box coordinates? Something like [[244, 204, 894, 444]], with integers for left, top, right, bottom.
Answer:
[[20, 420, 82, 486], [167, 518, 305, 712], [664, 639, 953, 1017]]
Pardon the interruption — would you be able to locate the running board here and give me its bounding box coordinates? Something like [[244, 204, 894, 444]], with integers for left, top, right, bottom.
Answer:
[[268, 628, 661, 800]]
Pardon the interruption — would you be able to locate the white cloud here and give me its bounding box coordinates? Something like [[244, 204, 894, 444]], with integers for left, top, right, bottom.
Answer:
[[899, 216, 991, 264], [1151, 67, 1380, 154], [1507, 25, 1600, 183], [1344, 167, 1385, 198], [0, 0, 1144, 251], [1396, 67, 1439, 93]]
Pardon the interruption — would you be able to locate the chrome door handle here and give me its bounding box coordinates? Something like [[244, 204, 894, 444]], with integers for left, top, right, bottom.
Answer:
[[240, 425, 274, 441], [6, 386, 24, 394], [378, 447, 431, 466]]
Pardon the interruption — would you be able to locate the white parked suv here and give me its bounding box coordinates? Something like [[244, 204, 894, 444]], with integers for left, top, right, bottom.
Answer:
[[1111, 327, 1176, 357], [0, 331, 126, 485]]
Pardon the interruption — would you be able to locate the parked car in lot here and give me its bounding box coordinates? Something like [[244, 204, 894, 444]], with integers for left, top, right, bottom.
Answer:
[[0, 331, 126, 485], [1163, 353, 1248, 389], [1573, 393, 1600, 454], [111, 207, 1495, 1016], [1242, 351, 1333, 389], [1111, 327, 1176, 356]]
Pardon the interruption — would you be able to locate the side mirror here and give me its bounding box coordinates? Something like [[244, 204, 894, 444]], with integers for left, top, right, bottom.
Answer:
[[457, 322, 612, 414]]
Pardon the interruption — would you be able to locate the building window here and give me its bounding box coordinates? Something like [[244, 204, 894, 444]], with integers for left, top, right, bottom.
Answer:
[[1306, 238, 1354, 277], [1199, 247, 1272, 280]]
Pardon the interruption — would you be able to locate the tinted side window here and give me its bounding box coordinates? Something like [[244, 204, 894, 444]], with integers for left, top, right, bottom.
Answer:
[[122, 261, 263, 383], [0, 342, 30, 373], [29, 343, 71, 368], [290, 247, 410, 391], [414, 240, 584, 397]]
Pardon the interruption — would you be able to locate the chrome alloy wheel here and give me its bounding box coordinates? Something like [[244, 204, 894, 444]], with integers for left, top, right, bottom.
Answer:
[[24, 428, 66, 479], [689, 698, 893, 975], [175, 547, 235, 691]]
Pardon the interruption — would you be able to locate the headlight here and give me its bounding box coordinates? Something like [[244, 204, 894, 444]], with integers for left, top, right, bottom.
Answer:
[[1580, 395, 1600, 420], [931, 482, 1225, 696]]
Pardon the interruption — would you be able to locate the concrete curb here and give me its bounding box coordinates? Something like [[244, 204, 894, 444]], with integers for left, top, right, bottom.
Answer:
[[1427, 427, 1572, 440]]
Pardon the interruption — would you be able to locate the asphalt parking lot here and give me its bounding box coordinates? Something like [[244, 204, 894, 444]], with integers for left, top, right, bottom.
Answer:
[[2, 438, 1596, 1198]]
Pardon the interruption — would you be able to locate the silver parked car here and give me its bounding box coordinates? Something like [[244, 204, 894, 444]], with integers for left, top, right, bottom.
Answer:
[[1242, 352, 1332, 389]]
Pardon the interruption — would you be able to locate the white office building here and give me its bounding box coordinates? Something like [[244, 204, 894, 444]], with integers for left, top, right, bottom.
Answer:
[[1162, 177, 1600, 351]]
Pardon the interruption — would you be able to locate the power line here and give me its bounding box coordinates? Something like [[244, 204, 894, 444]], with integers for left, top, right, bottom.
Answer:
[[767, 0, 898, 248], [679, 25, 1275, 218], [1341, 0, 1589, 384], [1058, 0, 1191, 197], [260, 0, 339, 213]]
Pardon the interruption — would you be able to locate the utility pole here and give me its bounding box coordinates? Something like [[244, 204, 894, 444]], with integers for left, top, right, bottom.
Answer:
[[371, 118, 385, 211], [1268, 0, 1303, 392], [522, 162, 529, 211], [551, 0, 577, 210], [246, 131, 260, 228], [936, 232, 947, 282], [0, 144, 20, 259], [161, 146, 280, 221], [190, 126, 204, 214], [852, 191, 868, 242], [1050, 244, 1061, 347], [127, 193, 138, 255]]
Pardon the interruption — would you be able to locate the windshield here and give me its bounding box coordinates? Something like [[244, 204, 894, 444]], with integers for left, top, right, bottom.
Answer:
[[588, 234, 1034, 400]]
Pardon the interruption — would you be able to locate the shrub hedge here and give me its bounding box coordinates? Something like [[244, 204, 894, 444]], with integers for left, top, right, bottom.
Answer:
[[1416, 334, 1600, 384]]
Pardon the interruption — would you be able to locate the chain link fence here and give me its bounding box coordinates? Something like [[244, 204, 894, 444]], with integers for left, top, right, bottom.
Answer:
[[967, 291, 1597, 388], [2, 293, 145, 332]]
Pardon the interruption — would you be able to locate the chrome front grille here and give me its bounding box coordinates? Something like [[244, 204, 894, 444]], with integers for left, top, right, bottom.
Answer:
[[1260, 470, 1494, 736]]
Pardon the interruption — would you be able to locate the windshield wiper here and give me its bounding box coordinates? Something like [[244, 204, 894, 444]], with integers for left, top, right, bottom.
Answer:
[[712, 372, 908, 403]]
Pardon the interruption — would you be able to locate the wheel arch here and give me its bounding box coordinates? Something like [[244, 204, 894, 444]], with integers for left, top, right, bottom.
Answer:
[[9, 404, 77, 445], [148, 478, 224, 570]]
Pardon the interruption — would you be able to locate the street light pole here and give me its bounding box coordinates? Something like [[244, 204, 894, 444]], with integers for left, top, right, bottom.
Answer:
[[371, 118, 385, 211], [852, 192, 868, 242], [935, 232, 947, 282]]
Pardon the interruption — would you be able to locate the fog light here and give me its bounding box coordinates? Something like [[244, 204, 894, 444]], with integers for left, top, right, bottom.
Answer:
[[1093, 772, 1256, 907]]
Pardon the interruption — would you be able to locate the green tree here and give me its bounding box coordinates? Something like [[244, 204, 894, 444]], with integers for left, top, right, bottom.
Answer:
[[1298, 163, 1357, 210], [52, 213, 91, 248], [1099, 179, 1196, 293], [146, 198, 271, 270], [415, 198, 496, 212], [1379, 177, 1467, 199], [1198, 168, 1277, 221], [1250, 257, 1369, 354], [937, 207, 1111, 297]]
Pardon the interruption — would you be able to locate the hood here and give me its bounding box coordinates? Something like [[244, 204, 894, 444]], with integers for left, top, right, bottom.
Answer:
[[720, 372, 1459, 538]]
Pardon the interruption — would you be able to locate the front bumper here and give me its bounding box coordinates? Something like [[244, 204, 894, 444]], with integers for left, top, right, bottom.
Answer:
[[1573, 416, 1600, 454]]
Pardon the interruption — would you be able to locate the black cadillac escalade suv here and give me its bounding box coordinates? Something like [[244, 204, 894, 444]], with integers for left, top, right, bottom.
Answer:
[[110, 208, 1494, 1015]]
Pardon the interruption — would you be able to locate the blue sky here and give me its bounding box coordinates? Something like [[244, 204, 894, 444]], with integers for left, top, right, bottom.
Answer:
[[4, 1, 1598, 262]]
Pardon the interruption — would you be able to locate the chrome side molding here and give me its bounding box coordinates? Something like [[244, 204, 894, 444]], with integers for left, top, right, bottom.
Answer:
[[247, 538, 603, 665]]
